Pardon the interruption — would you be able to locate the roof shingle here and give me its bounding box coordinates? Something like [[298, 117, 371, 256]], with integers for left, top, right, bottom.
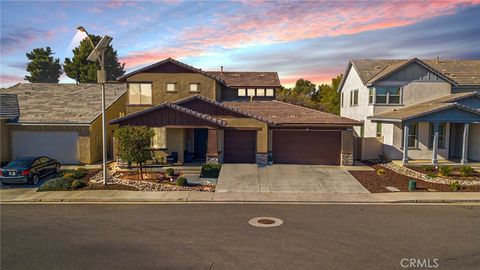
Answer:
[[0, 83, 126, 124]]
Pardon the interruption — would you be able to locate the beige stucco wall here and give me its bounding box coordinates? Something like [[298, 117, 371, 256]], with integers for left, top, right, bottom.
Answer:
[[0, 120, 10, 164], [125, 73, 218, 115], [402, 81, 451, 105], [90, 94, 126, 163]]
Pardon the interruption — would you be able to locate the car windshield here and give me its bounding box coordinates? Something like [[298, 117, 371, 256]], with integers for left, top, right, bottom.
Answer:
[[3, 159, 32, 169]]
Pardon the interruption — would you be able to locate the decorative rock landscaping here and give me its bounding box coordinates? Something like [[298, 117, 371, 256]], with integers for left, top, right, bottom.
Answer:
[[90, 170, 215, 192], [381, 162, 480, 186]]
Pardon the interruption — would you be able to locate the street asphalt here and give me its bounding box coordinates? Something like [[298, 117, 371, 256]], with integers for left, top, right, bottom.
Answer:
[[1, 204, 480, 270]]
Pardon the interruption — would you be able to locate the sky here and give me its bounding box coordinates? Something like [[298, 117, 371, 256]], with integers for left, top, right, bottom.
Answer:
[[1, 0, 480, 88]]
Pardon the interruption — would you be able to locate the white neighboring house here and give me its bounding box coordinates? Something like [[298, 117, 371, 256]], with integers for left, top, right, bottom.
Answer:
[[338, 58, 480, 164]]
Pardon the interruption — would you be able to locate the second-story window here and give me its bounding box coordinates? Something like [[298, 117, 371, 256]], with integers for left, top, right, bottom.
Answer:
[[257, 89, 265, 96], [375, 86, 401, 104], [350, 90, 358, 106], [341, 92, 344, 107], [238, 89, 246, 96], [189, 83, 199, 92], [167, 83, 176, 92], [369, 88, 374, 104], [128, 83, 152, 105], [266, 89, 274, 97], [247, 89, 255, 96]]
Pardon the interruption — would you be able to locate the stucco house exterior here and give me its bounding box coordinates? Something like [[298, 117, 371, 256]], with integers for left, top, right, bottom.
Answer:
[[111, 58, 360, 166], [338, 58, 480, 164], [0, 83, 126, 164]]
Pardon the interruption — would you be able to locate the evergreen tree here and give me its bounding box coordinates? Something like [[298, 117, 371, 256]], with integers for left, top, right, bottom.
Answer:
[[24, 47, 62, 83], [64, 35, 125, 83]]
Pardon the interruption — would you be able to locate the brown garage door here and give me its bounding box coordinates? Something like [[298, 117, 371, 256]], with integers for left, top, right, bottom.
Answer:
[[224, 129, 256, 163], [273, 130, 341, 165]]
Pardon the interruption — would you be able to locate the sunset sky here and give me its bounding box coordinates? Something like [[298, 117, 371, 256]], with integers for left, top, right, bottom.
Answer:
[[1, 0, 480, 88]]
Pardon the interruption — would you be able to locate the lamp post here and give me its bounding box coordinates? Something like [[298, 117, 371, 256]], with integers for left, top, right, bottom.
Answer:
[[77, 26, 112, 185]]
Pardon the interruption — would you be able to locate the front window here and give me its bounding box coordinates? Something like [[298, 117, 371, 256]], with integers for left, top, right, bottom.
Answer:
[[257, 89, 265, 96], [266, 89, 274, 97], [407, 123, 418, 148], [167, 83, 176, 92], [350, 90, 358, 106], [238, 88, 246, 96], [376, 123, 382, 137], [128, 83, 152, 105], [375, 86, 401, 104], [189, 83, 199, 92], [247, 89, 255, 96], [151, 127, 167, 149], [428, 123, 446, 149]]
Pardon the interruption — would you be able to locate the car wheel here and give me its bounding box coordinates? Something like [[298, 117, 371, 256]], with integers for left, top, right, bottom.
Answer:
[[31, 175, 39, 185]]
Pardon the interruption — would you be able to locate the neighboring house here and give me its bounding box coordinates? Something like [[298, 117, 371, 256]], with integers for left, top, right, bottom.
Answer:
[[338, 58, 480, 164], [0, 83, 126, 164], [112, 58, 360, 166]]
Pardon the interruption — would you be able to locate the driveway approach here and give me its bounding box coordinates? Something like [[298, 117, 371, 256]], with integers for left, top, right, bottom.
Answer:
[[216, 164, 369, 193]]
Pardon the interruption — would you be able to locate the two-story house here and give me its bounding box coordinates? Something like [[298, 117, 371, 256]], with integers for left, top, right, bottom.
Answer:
[[338, 58, 480, 164], [111, 58, 360, 166]]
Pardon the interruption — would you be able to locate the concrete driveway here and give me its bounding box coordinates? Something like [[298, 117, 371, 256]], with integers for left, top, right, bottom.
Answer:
[[216, 164, 369, 193]]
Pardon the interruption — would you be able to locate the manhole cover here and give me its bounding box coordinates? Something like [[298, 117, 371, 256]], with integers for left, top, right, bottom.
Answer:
[[248, 217, 283, 227]]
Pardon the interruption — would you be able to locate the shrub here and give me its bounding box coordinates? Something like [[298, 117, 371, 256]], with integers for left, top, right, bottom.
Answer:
[[72, 169, 88, 179], [460, 166, 474, 177], [176, 177, 187, 186], [200, 163, 222, 178], [450, 181, 462, 191], [165, 168, 175, 177], [71, 180, 87, 190], [376, 169, 386, 176], [426, 173, 437, 179], [438, 166, 452, 177], [421, 165, 434, 172], [37, 177, 75, 192]]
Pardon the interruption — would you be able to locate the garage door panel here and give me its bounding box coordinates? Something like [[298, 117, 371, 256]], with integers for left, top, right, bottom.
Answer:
[[273, 130, 340, 165], [12, 131, 79, 164], [224, 130, 256, 163]]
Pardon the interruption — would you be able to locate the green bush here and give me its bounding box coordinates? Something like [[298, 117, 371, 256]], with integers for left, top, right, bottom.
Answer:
[[376, 169, 386, 176], [421, 165, 434, 172], [59, 168, 88, 179], [450, 181, 462, 191], [200, 163, 222, 178], [460, 166, 474, 177], [62, 173, 77, 179], [71, 180, 87, 190], [165, 168, 175, 177], [176, 177, 188, 186], [37, 177, 75, 192], [426, 173, 437, 179], [438, 166, 452, 177]]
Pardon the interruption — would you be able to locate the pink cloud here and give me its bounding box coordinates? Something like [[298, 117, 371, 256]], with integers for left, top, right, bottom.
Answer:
[[179, 0, 480, 49], [120, 47, 206, 69], [0, 74, 25, 87]]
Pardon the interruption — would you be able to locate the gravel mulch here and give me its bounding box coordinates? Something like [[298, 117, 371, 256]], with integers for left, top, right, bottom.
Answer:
[[349, 163, 480, 193]]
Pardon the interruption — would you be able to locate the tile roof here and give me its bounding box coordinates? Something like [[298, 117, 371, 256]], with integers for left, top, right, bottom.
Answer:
[[110, 102, 227, 126], [368, 92, 480, 122], [0, 93, 20, 120], [349, 58, 480, 86], [206, 71, 281, 88], [0, 83, 126, 124], [225, 100, 361, 126], [116, 57, 281, 88]]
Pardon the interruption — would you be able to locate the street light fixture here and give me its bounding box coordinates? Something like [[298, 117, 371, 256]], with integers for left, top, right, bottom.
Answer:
[[77, 26, 112, 185]]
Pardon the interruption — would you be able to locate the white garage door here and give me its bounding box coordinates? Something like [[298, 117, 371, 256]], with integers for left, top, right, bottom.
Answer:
[[12, 131, 79, 164]]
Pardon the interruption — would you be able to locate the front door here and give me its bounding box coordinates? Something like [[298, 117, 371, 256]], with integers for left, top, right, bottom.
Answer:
[[194, 129, 208, 160]]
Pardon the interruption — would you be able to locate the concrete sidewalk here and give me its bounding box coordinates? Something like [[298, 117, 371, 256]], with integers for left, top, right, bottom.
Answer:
[[1, 188, 480, 204]]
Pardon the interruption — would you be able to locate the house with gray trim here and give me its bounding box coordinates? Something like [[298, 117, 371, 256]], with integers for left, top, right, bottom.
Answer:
[[338, 58, 480, 164]]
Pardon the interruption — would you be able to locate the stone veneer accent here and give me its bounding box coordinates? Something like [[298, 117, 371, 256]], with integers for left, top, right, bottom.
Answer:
[[206, 155, 219, 164], [341, 153, 354, 166], [256, 153, 268, 167]]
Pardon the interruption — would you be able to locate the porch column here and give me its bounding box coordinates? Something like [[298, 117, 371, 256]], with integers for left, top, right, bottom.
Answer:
[[206, 128, 219, 164], [461, 123, 469, 165], [432, 123, 439, 165], [402, 124, 409, 164]]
